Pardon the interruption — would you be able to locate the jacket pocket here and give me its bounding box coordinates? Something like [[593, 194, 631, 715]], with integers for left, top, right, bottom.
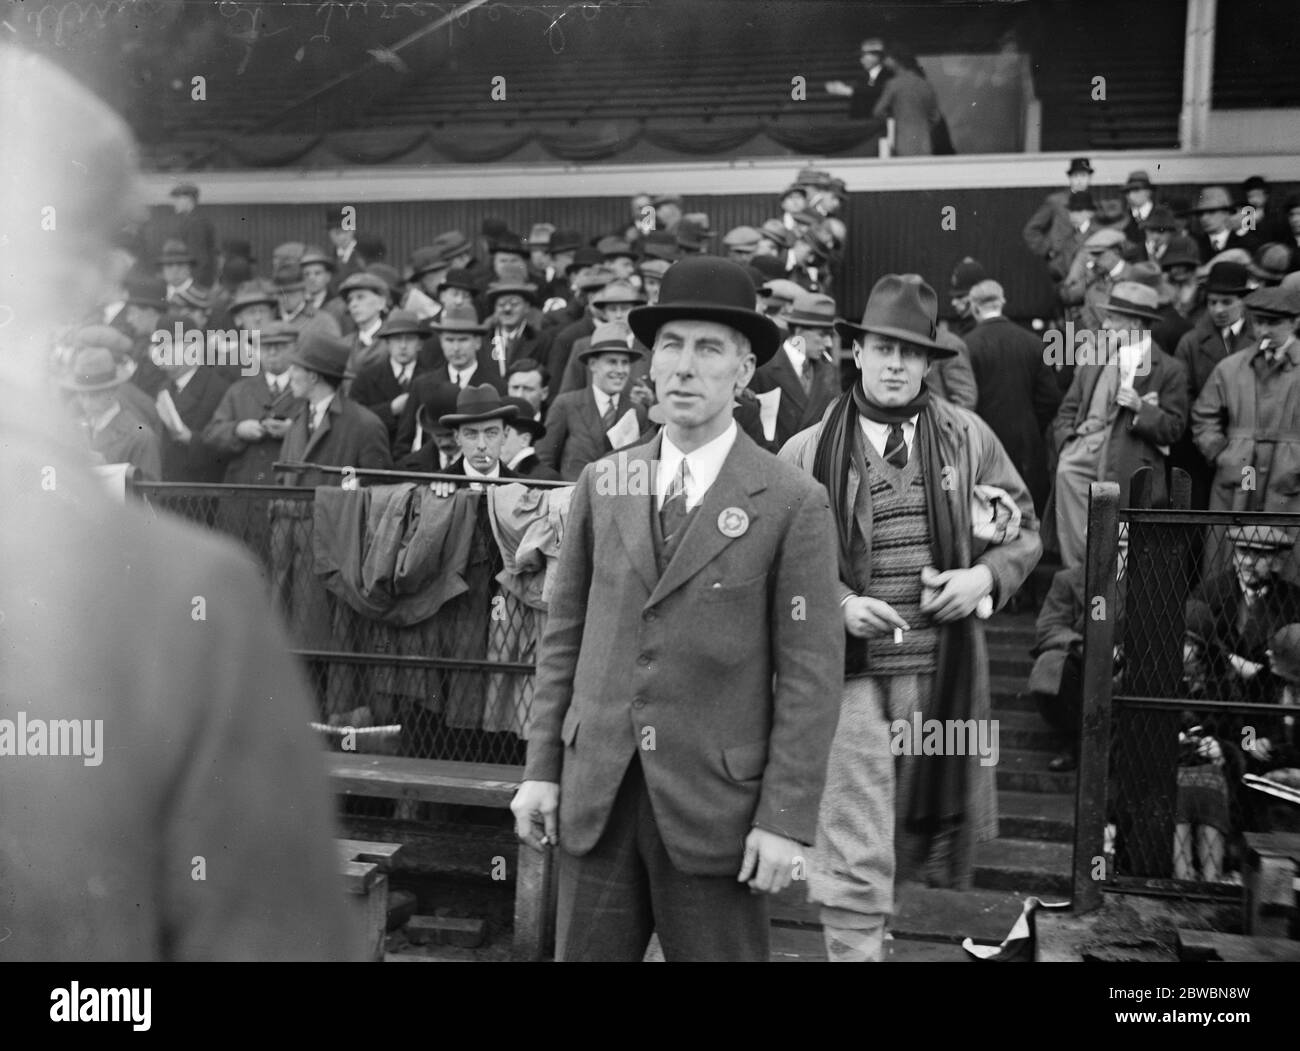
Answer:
[[560, 707, 580, 748], [701, 571, 769, 603], [722, 740, 769, 781]]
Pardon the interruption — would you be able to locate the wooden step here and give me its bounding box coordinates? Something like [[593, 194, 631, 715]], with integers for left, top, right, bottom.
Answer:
[[974, 837, 1073, 895], [996, 748, 1078, 795], [997, 789, 1075, 842]]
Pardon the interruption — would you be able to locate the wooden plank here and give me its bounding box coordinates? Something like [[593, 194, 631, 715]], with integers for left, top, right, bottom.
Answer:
[[1178, 928, 1300, 963], [1243, 835, 1298, 938], [1244, 832, 1300, 861], [341, 859, 380, 895], [335, 838, 404, 872], [325, 754, 523, 808]]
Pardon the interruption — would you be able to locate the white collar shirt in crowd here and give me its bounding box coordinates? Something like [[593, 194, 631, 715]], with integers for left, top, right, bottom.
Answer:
[[309, 392, 334, 432], [858, 413, 918, 459], [656, 419, 737, 512], [172, 366, 198, 393], [783, 337, 806, 375]]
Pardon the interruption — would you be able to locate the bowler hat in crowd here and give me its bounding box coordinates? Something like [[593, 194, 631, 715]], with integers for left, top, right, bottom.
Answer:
[[628, 256, 781, 365], [1124, 170, 1153, 192], [287, 330, 351, 381], [490, 234, 530, 260], [1159, 236, 1201, 271], [1102, 282, 1161, 322], [502, 396, 546, 440], [376, 309, 425, 339], [417, 384, 461, 434], [1067, 157, 1094, 175], [427, 303, 488, 334], [1205, 261, 1251, 296], [299, 246, 335, 271], [230, 280, 278, 313], [438, 268, 479, 296], [949, 257, 987, 296], [578, 321, 642, 364], [564, 246, 604, 275], [1245, 285, 1300, 319], [61, 346, 131, 392], [1189, 186, 1235, 214], [484, 281, 540, 307], [548, 229, 583, 255], [835, 274, 956, 358], [438, 384, 519, 428], [1140, 205, 1178, 232]]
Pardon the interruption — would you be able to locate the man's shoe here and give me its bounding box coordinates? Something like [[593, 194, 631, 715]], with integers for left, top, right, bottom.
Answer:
[[1048, 750, 1077, 773]]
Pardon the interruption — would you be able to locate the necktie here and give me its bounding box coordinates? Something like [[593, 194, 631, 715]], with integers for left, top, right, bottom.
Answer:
[[884, 423, 908, 470], [306, 410, 316, 436], [600, 396, 618, 432], [659, 460, 690, 542], [398, 366, 411, 390], [1223, 328, 1233, 349], [800, 358, 814, 395]]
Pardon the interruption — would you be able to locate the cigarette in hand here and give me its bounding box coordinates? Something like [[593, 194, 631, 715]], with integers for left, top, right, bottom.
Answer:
[[894, 627, 904, 645]]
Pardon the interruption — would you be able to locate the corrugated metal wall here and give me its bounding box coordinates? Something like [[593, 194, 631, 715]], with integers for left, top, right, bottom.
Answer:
[[157, 177, 1298, 321]]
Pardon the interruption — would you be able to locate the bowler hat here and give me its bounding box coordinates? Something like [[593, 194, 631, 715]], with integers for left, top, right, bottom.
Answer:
[[287, 330, 351, 381], [376, 309, 425, 339], [1189, 186, 1235, 214], [1249, 244, 1295, 285], [60, 346, 131, 392], [639, 231, 681, 262], [502, 396, 546, 439], [1245, 285, 1300, 319], [258, 321, 299, 346], [1103, 281, 1162, 321], [427, 304, 488, 334], [783, 291, 838, 329], [578, 322, 642, 364], [1141, 205, 1178, 232], [489, 234, 529, 259], [597, 237, 640, 261], [432, 230, 472, 260], [628, 257, 781, 365], [548, 229, 583, 255], [750, 255, 787, 281], [1205, 261, 1251, 296], [676, 218, 714, 253], [484, 281, 540, 307], [950, 257, 987, 295], [592, 280, 646, 307], [439, 384, 519, 428], [437, 268, 479, 295], [835, 274, 955, 357], [230, 280, 278, 313], [1226, 524, 1294, 551], [125, 275, 168, 311], [525, 223, 555, 249], [157, 238, 196, 266], [565, 247, 605, 275], [1124, 170, 1153, 191], [1268, 624, 1300, 685], [338, 272, 390, 299], [1067, 157, 1094, 175], [1159, 235, 1201, 271]]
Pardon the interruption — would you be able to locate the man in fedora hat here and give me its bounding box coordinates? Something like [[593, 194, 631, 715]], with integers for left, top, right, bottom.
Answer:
[[338, 271, 391, 383], [748, 290, 842, 449], [512, 256, 843, 961], [399, 384, 521, 492], [62, 343, 163, 482], [1023, 157, 1095, 270], [500, 395, 560, 480], [203, 322, 302, 485], [278, 330, 391, 487], [780, 273, 1040, 960], [1191, 186, 1259, 262], [167, 181, 216, 288], [350, 309, 432, 449], [1052, 282, 1188, 566], [158, 238, 199, 303], [275, 262, 341, 340], [1141, 205, 1179, 265], [1192, 285, 1300, 518], [152, 314, 231, 483], [483, 280, 547, 379], [68, 324, 162, 435], [537, 322, 651, 481], [1, 47, 356, 960], [393, 304, 504, 460], [557, 280, 650, 396], [965, 279, 1062, 516]]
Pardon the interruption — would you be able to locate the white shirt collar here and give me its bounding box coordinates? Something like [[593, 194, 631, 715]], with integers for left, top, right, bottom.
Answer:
[[1210, 230, 1229, 250], [391, 358, 414, 381], [172, 366, 199, 392], [338, 242, 356, 263], [1134, 201, 1152, 221], [359, 317, 383, 345], [1108, 258, 1126, 278], [310, 392, 334, 428], [462, 458, 500, 490], [507, 447, 535, 469], [783, 337, 806, 373], [267, 371, 288, 393], [857, 413, 918, 459], [656, 419, 738, 511], [449, 363, 475, 386], [593, 387, 618, 417], [1226, 317, 1244, 338]]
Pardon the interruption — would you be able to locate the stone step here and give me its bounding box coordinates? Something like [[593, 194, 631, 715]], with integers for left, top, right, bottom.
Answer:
[[989, 675, 1036, 711], [988, 646, 1035, 677], [996, 748, 1078, 795], [974, 836, 1074, 896], [992, 709, 1060, 752], [997, 789, 1075, 842]]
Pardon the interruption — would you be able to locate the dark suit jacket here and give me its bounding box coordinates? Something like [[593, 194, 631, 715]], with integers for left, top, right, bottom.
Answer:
[[161, 366, 231, 482], [510, 451, 562, 481], [350, 358, 432, 446], [966, 315, 1062, 511], [524, 429, 844, 875], [393, 365, 508, 459], [482, 321, 547, 379], [203, 374, 304, 485], [1051, 344, 1188, 506], [848, 65, 893, 121], [172, 209, 217, 288], [1192, 229, 1259, 263], [1174, 313, 1257, 403], [747, 345, 840, 450], [536, 388, 649, 481], [277, 392, 392, 487]]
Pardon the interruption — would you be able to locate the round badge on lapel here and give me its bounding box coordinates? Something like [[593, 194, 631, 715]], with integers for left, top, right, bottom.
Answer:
[[717, 507, 749, 538]]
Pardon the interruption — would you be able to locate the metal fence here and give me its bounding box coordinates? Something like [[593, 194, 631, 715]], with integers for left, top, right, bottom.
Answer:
[[1074, 468, 1300, 910], [130, 474, 571, 769]]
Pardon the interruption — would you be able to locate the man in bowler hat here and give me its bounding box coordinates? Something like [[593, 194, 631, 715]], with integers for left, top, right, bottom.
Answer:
[[511, 257, 845, 961]]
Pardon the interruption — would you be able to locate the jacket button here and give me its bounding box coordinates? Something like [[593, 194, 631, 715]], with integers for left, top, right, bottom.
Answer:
[[632, 696, 645, 708], [637, 653, 652, 667], [643, 610, 656, 622]]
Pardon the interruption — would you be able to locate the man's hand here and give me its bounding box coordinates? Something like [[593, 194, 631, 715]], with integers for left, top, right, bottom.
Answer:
[[919, 565, 994, 623], [825, 80, 853, 97], [235, 419, 265, 443], [737, 827, 804, 894], [429, 480, 457, 498], [390, 392, 410, 417], [261, 417, 292, 440], [1115, 386, 1143, 412], [510, 780, 560, 851], [1228, 653, 1264, 680], [842, 595, 909, 638]]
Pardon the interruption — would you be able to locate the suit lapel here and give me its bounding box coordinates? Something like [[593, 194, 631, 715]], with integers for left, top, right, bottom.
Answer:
[[580, 389, 607, 450], [648, 431, 767, 608], [610, 436, 660, 598], [303, 395, 335, 459], [769, 349, 809, 415]]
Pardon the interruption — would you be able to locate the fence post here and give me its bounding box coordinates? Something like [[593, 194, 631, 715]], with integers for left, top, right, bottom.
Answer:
[[1073, 481, 1119, 912]]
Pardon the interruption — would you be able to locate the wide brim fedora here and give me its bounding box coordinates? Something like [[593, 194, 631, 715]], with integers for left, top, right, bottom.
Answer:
[[60, 351, 132, 392], [578, 339, 645, 364], [287, 331, 351, 381], [426, 310, 489, 334], [834, 274, 955, 357], [438, 384, 520, 428], [627, 257, 781, 366]]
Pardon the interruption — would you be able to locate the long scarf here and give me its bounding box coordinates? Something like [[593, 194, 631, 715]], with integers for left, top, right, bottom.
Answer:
[[812, 381, 975, 831]]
